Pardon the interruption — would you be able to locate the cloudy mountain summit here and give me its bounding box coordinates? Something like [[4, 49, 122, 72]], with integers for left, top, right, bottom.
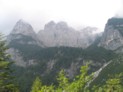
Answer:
[[6, 17, 123, 92], [0, 0, 123, 91], [7, 19, 44, 47], [99, 18, 123, 53], [38, 21, 99, 48], [7, 19, 100, 48], [11, 19, 36, 36]]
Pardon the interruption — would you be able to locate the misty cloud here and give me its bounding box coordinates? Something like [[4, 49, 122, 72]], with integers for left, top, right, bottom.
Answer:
[[0, 0, 122, 35], [114, 0, 123, 18]]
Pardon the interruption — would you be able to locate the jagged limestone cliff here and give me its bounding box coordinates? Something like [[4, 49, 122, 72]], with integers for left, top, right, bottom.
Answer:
[[99, 18, 123, 53], [38, 21, 99, 48]]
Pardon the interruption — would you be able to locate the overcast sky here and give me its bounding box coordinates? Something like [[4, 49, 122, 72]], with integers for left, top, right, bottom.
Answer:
[[0, 0, 122, 35]]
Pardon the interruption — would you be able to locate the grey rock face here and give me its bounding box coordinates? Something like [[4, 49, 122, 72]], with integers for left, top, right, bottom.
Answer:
[[7, 19, 44, 47], [11, 19, 35, 37], [7, 48, 37, 67], [38, 21, 99, 48], [99, 18, 123, 52], [8, 19, 100, 48]]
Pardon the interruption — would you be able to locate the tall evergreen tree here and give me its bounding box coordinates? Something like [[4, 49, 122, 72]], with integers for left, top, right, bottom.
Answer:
[[0, 33, 19, 92], [31, 77, 42, 92]]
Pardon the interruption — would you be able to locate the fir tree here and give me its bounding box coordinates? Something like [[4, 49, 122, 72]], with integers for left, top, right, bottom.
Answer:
[[0, 33, 19, 92], [31, 77, 42, 92]]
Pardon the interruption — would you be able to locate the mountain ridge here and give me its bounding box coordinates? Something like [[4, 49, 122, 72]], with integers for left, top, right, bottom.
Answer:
[[8, 19, 101, 48], [6, 17, 122, 92], [99, 17, 123, 53]]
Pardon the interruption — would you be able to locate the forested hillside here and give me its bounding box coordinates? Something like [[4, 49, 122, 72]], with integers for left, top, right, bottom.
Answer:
[[9, 39, 116, 92]]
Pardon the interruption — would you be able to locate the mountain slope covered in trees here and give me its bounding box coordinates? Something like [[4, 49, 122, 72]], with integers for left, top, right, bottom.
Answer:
[[5, 17, 123, 92]]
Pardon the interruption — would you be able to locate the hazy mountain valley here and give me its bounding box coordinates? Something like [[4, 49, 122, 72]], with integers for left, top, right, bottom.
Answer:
[[1, 17, 122, 92]]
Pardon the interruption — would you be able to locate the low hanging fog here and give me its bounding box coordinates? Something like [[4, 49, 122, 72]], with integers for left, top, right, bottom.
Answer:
[[0, 0, 122, 35]]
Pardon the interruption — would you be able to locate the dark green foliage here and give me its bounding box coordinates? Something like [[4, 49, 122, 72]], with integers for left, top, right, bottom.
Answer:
[[8, 34, 41, 60], [31, 64, 123, 92], [31, 64, 93, 92], [31, 77, 42, 92], [0, 34, 19, 92], [10, 47, 115, 92], [90, 55, 123, 89], [8, 34, 116, 92], [9, 34, 36, 42], [93, 73, 123, 92]]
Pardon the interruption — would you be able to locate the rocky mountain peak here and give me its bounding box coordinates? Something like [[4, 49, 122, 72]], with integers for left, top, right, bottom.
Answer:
[[107, 17, 123, 26], [44, 21, 56, 30], [38, 20, 99, 48], [8, 19, 44, 47], [99, 17, 123, 52], [17, 19, 27, 24], [44, 21, 69, 31], [56, 21, 68, 30], [10, 19, 36, 36]]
